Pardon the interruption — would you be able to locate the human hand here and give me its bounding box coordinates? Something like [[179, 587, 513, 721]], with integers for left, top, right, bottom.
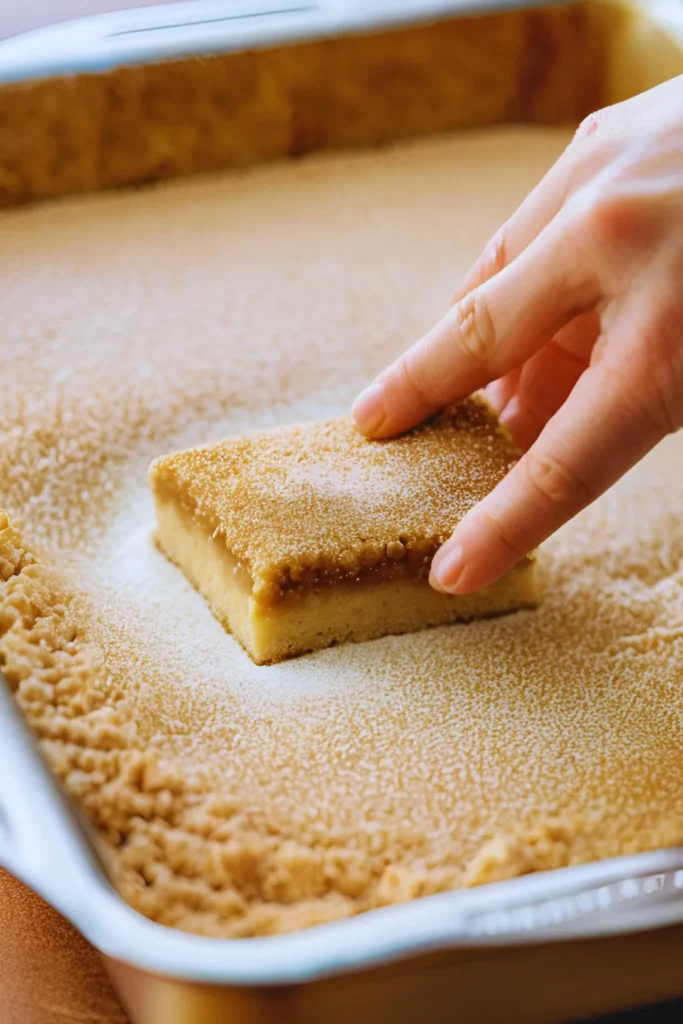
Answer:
[[352, 76, 683, 596]]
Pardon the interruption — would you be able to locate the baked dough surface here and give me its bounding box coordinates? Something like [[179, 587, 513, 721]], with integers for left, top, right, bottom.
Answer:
[[1, 127, 682, 938], [150, 404, 538, 663]]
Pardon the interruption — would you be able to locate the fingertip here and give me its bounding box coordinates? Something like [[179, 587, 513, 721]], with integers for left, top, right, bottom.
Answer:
[[430, 504, 517, 595], [352, 382, 386, 437], [429, 541, 468, 594]]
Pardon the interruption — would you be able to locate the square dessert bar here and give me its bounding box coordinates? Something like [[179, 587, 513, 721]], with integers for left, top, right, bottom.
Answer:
[[149, 397, 538, 664]]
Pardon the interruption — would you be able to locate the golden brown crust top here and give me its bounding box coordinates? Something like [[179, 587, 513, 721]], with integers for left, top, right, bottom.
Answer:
[[149, 396, 518, 598]]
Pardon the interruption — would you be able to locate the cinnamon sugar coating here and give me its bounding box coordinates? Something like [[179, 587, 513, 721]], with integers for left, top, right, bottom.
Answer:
[[150, 398, 519, 601], [2, 128, 683, 940]]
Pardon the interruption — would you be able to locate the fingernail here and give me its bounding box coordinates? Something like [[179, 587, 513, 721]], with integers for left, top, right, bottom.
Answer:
[[430, 544, 466, 594], [352, 382, 386, 435]]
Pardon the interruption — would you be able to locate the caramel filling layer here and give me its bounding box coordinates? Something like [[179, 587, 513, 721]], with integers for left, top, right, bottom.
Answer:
[[156, 490, 532, 610]]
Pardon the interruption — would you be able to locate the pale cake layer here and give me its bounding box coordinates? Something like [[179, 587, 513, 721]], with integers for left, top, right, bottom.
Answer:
[[154, 494, 538, 664], [149, 398, 519, 602]]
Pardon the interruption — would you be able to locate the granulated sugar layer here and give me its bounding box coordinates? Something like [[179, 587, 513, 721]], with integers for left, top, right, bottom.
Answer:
[[1, 127, 683, 938]]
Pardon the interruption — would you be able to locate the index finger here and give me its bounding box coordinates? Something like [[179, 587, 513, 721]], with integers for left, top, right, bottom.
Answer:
[[352, 213, 598, 438], [450, 121, 609, 305]]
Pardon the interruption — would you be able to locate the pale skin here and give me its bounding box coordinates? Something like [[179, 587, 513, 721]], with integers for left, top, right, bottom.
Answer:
[[352, 76, 683, 596]]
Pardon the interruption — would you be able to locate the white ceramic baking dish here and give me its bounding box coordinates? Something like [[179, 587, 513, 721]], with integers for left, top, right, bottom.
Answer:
[[1, 2, 683, 1021]]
